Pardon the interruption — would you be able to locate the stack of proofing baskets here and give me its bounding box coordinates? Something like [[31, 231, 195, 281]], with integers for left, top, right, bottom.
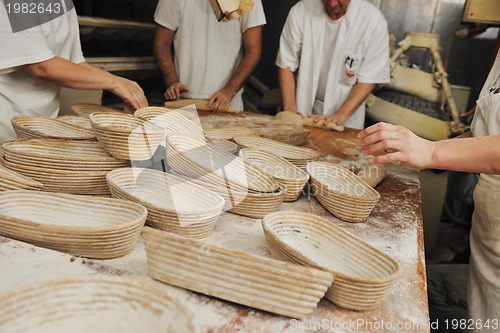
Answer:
[[1, 139, 129, 195]]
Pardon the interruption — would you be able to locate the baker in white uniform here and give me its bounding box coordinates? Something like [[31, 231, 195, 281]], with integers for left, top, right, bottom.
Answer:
[[357, 49, 500, 333], [276, 0, 390, 129], [0, 2, 148, 144], [154, 0, 266, 112]]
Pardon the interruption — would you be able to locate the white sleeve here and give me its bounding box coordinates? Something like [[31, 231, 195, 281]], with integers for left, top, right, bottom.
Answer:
[[0, 5, 54, 70], [154, 0, 180, 31], [240, 0, 266, 32], [357, 14, 390, 84], [67, 9, 85, 64], [275, 6, 302, 72]]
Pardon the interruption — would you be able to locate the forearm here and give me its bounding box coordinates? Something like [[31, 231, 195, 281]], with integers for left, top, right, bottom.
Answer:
[[154, 26, 178, 87], [335, 82, 375, 123], [223, 27, 262, 96], [430, 135, 500, 174], [224, 51, 259, 96], [25, 57, 115, 91], [278, 67, 297, 112]]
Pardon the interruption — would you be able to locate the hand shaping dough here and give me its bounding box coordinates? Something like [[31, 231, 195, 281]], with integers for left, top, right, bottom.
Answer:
[[274, 111, 345, 132], [301, 117, 345, 132]]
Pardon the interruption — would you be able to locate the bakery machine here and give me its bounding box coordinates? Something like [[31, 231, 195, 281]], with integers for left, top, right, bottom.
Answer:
[[366, 32, 465, 141]]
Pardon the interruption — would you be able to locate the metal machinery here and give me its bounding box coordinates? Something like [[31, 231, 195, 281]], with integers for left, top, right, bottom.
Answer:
[[366, 32, 465, 141]]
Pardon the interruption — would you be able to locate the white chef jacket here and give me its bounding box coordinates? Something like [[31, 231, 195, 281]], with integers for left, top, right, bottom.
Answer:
[[468, 50, 500, 331], [0, 4, 85, 144], [276, 0, 390, 129], [154, 0, 266, 110]]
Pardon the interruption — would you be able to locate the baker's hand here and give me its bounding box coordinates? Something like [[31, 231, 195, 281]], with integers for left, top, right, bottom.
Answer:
[[323, 114, 343, 126], [165, 82, 189, 101], [357, 122, 435, 169], [208, 88, 234, 112], [309, 114, 342, 127], [111, 76, 148, 109]]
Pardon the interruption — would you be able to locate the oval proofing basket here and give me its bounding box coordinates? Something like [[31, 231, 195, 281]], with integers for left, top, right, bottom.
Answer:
[[262, 211, 400, 311], [307, 161, 380, 222], [0, 277, 196, 333]]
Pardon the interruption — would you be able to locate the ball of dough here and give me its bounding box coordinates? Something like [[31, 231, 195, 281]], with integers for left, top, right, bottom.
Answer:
[[274, 111, 303, 127]]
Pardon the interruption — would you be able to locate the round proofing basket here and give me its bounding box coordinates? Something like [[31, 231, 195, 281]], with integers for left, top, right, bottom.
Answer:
[[258, 127, 311, 146], [239, 148, 309, 202], [262, 211, 400, 311], [0, 277, 196, 333], [0, 190, 147, 259], [106, 168, 224, 239], [90, 113, 165, 160], [306, 162, 380, 222]]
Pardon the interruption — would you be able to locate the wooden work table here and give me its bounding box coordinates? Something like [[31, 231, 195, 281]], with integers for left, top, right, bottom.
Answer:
[[0, 112, 430, 332]]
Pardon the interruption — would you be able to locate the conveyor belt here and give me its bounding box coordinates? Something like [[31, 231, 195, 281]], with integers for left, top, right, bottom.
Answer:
[[374, 89, 452, 121]]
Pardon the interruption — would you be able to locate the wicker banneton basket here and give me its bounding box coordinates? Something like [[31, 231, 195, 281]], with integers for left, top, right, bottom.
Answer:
[[1, 139, 129, 195], [90, 112, 165, 160], [11, 116, 95, 140], [258, 127, 311, 146], [262, 211, 400, 311], [106, 168, 224, 239], [135, 106, 199, 120], [208, 140, 239, 155], [70, 103, 123, 117], [204, 127, 258, 141], [239, 148, 309, 202], [0, 164, 43, 191], [56, 115, 93, 130], [142, 227, 333, 319], [306, 161, 380, 222], [233, 135, 320, 170], [134, 108, 205, 141], [0, 277, 196, 333], [174, 171, 287, 218], [0, 190, 147, 259], [166, 132, 278, 193]]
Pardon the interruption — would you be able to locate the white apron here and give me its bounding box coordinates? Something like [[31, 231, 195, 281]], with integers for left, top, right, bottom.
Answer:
[[468, 59, 500, 331]]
